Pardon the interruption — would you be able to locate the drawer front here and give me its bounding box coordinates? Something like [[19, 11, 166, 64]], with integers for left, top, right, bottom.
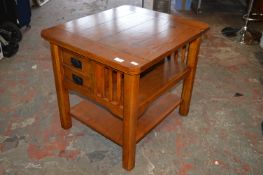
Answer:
[[62, 49, 89, 74], [64, 66, 92, 90]]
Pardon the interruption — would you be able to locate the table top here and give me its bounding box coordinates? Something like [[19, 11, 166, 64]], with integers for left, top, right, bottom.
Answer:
[[41, 5, 209, 74]]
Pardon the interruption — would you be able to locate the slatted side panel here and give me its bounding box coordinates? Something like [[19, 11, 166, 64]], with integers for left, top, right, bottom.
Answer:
[[172, 43, 190, 65], [93, 61, 124, 107]]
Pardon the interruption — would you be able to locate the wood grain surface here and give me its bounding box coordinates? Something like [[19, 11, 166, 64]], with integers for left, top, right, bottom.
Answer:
[[42, 5, 209, 74]]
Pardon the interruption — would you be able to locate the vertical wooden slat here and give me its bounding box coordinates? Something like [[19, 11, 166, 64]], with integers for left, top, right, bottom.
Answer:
[[116, 71, 122, 105], [121, 73, 124, 106], [94, 64, 99, 96], [104, 68, 109, 99], [108, 68, 113, 101], [181, 45, 186, 63], [101, 66, 105, 98], [95, 63, 105, 97], [89, 61, 95, 94]]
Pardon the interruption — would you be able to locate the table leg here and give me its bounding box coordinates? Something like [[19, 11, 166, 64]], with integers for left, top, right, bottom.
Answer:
[[123, 74, 139, 170], [179, 37, 201, 116], [50, 44, 72, 129]]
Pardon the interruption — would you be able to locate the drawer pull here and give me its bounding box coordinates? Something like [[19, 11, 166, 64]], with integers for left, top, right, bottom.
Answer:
[[72, 74, 83, 85], [71, 57, 82, 69]]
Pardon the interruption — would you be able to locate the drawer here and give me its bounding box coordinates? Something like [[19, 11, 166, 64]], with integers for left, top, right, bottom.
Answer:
[[63, 66, 92, 90], [62, 49, 89, 74]]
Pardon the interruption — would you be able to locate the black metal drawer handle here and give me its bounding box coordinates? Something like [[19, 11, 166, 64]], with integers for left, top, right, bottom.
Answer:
[[70, 57, 82, 69], [72, 74, 83, 85]]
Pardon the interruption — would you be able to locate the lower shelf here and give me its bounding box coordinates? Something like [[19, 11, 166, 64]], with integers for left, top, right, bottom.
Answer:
[[70, 92, 181, 146]]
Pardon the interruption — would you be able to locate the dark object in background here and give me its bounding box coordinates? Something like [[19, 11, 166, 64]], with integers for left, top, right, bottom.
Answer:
[[1, 41, 19, 58], [0, 0, 17, 26], [0, 0, 31, 58], [153, 0, 171, 13], [261, 121, 263, 136], [0, 34, 19, 58], [142, 0, 171, 13], [247, 0, 263, 14], [0, 22, 21, 58], [0, 0, 31, 28], [221, 27, 239, 38], [16, 0, 31, 28], [234, 92, 244, 97], [0, 22, 22, 42]]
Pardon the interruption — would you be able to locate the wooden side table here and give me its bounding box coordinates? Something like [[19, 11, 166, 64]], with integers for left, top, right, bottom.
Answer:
[[41, 5, 209, 170]]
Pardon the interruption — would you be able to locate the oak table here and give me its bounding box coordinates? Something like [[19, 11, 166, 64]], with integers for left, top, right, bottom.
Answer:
[[41, 5, 209, 170]]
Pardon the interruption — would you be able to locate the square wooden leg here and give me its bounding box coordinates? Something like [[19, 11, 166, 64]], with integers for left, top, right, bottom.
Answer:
[[122, 74, 139, 170], [179, 38, 201, 116], [50, 44, 72, 129]]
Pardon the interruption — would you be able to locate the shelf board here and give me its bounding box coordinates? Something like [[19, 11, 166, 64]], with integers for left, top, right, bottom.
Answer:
[[71, 92, 181, 146], [139, 59, 189, 114], [136, 92, 181, 142], [71, 98, 123, 145]]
